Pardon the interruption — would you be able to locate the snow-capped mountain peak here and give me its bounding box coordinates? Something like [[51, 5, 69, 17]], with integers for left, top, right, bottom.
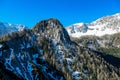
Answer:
[[67, 23, 88, 34], [0, 22, 27, 36], [73, 22, 84, 26], [16, 24, 27, 31], [66, 13, 120, 38]]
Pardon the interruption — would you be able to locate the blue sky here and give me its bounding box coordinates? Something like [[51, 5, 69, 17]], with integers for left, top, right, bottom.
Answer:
[[0, 0, 120, 28]]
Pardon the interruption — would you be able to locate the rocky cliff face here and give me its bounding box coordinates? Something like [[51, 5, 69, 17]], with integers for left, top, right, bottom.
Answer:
[[0, 19, 120, 80]]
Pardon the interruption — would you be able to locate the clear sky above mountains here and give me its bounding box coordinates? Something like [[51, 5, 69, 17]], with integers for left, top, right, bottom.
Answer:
[[0, 0, 120, 27]]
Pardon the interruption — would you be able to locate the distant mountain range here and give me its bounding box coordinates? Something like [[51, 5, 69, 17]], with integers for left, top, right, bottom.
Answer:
[[0, 22, 27, 36], [66, 13, 120, 37]]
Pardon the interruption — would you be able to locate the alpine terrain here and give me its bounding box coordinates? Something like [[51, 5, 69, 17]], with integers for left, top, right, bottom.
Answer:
[[0, 18, 120, 80], [0, 21, 27, 36], [67, 13, 120, 59], [67, 13, 120, 37]]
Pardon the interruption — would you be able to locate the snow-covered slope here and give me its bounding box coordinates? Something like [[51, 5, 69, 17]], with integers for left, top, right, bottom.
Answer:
[[0, 22, 27, 36], [66, 13, 120, 38]]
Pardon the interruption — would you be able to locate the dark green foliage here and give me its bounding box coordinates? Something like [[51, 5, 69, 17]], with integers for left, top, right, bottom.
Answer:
[[73, 32, 120, 58], [98, 47, 120, 58], [0, 63, 23, 80], [29, 46, 38, 53]]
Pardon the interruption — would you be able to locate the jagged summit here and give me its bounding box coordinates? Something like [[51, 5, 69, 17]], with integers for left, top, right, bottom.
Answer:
[[33, 18, 71, 44], [33, 18, 63, 30]]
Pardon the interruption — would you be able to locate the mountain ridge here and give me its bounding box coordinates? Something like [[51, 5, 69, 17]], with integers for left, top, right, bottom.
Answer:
[[0, 21, 27, 36], [66, 13, 120, 37]]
